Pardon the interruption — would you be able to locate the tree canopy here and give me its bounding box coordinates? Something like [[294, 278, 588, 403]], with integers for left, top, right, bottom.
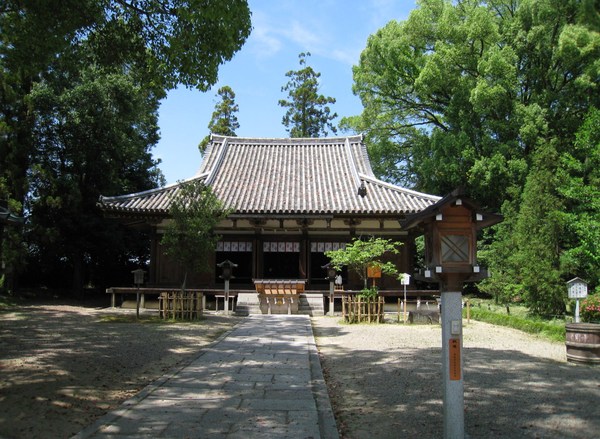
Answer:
[[346, 0, 600, 206], [279, 52, 338, 138], [325, 237, 401, 290], [0, 1, 251, 293], [346, 0, 600, 315]]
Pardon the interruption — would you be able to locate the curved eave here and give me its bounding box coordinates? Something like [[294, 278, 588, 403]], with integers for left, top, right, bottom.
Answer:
[[0, 207, 24, 225]]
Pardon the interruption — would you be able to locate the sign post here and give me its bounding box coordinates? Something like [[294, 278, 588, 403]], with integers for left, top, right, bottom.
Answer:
[[567, 277, 588, 323], [401, 273, 411, 323]]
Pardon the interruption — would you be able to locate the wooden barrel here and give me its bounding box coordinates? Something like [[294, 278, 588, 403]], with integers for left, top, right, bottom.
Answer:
[[566, 323, 600, 365]]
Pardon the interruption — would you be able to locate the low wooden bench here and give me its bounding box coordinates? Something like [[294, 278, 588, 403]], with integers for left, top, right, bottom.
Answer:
[[214, 294, 236, 312], [106, 287, 203, 319], [408, 309, 440, 324]]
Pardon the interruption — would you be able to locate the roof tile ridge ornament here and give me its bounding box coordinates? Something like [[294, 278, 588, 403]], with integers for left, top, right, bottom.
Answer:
[[205, 136, 230, 186]]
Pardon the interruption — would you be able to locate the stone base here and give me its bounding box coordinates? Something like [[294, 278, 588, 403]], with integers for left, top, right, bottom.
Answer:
[[234, 292, 260, 316], [298, 293, 325, 316]]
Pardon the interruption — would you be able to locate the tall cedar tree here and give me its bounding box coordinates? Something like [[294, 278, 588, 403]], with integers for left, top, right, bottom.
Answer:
[[0, 1, 251, 293], [27, 65, 163, 292], [557, 107, 600, 288], [199, 86, 240, 153], [279, 52, 338, 138], [1, 0, 251, 206]]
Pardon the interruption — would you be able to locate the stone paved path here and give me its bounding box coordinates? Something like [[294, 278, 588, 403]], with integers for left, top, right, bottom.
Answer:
[[74, 315, 338, 439]]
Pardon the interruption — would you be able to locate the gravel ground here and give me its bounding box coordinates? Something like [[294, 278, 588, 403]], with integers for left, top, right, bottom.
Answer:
[[1, 301, 598, 439], [312, 316, 600, 439]]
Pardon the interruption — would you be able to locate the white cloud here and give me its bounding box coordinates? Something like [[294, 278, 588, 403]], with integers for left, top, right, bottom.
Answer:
[[247, 10, 283, 58], [330, 48, 360, 66], [285, 20, 324, 49]]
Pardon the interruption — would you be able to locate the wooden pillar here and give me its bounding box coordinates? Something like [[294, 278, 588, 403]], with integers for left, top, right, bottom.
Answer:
[[299, 236, 308, 279], [254, 234, 263, 279], [149, 227, 158, 285]]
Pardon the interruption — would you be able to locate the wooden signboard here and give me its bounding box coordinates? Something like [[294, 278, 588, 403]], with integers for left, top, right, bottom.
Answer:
[[449, 338, 461, 380], [367, 265, 382, 278]]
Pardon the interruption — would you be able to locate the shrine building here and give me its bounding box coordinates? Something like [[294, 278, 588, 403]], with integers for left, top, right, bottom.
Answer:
[[99, 134, 441, 314]]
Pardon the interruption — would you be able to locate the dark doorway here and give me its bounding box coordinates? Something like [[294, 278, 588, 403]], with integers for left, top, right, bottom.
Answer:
[[215, 251, 252, 284], [263, 252, 300, 278]]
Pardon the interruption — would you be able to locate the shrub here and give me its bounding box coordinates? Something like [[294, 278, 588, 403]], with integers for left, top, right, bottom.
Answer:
[[580, 294, 600, 323], [358, 287, 378, 300]]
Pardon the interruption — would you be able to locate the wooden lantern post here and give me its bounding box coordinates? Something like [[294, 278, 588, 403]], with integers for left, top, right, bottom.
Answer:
[[403, 189, 502, 439]]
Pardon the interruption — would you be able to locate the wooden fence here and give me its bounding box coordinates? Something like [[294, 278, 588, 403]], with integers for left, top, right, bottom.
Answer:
[[342, 295, 385, 323], [159, 291, 203, 320]]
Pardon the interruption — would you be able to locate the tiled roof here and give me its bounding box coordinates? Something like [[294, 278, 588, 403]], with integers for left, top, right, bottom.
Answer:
[[0, 206, 24, 225], [99, 135, 440, 216]]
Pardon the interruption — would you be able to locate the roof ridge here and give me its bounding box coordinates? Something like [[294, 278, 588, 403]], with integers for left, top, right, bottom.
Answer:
[[344, 137, 362, 192], [210, 134, 363, 144], [205, 136, 229, 185], [99, 174, 207, 202], [360, 174, 442, 200]]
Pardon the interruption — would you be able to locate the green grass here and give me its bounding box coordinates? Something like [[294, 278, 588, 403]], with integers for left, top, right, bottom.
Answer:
[[0, 294, 19, 310], [464, 299, 566, 343]]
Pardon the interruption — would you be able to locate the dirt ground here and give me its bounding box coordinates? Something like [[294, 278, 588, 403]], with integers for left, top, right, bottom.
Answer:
[[0, 298, 240, 439], [1, 300, 598, 439]]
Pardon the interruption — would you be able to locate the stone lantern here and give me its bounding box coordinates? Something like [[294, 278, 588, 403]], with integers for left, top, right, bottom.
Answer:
[[131, 268, 145, 319], [218, 260, 237, 315], [403, 188, 502, 439], [322, 262, 337, 316]]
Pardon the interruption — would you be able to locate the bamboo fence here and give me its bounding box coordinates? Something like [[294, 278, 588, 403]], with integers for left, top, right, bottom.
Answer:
[[159, 291, 203, 320], [341, 295, 385, 323]]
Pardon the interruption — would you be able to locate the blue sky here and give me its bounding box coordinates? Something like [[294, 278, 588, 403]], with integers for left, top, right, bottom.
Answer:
[[154, 0, 417, 184]]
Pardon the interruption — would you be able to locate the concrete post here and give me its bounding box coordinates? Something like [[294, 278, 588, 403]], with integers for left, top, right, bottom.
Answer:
[[441, 291, 464, 439]]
